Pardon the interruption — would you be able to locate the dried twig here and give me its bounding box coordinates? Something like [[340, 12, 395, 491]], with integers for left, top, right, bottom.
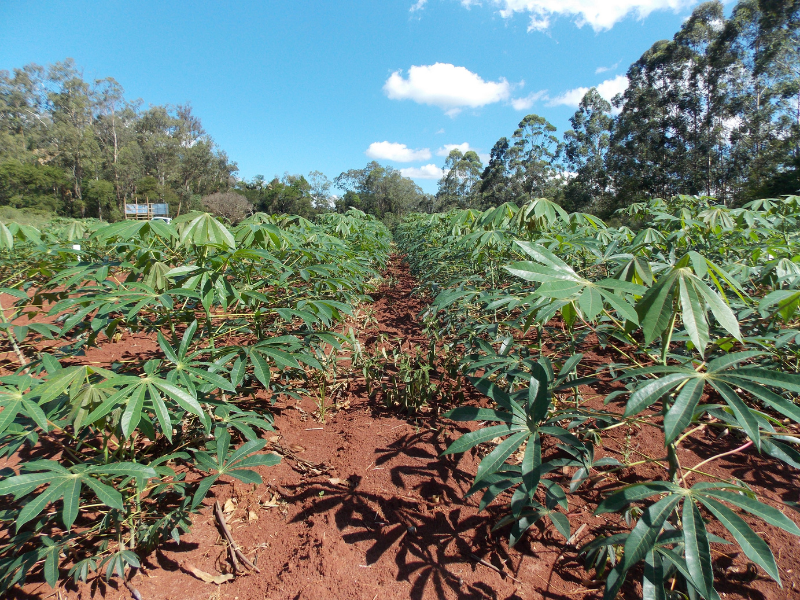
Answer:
[[269, 442, 331, 475], [567, 523, 588, 546], [466, 552, 521, 583], [123, 572, 144, 600], [214, 501, 260, 574]]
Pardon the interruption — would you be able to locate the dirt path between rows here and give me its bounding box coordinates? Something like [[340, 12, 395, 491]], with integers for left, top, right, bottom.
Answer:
[[12, 256, 800, 600]]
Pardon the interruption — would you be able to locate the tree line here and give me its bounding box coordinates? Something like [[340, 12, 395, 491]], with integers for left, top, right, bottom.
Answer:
[[0, 59, 237, 221], [435, 0, 800, 216], [0, 58, 429, 225], [2, 0, 797, 225]]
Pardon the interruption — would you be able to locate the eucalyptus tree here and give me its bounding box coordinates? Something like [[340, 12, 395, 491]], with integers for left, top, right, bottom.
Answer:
[[563, 88, 613, 213], [435, 148, 483, 210], [718, 0, 800, 200], [47, 60, 101, 215], [507, 113, 563, 200], [0, 59, 238, 219], [609, 5, 728, 207], [334, 161, 425, 223], [478, 137, 512, 208]]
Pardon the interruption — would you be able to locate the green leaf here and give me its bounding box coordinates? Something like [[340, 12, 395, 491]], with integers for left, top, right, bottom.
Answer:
[[61, 477, 82, 529], [441, 424, 517, 456], [44, 546, 59, 588], [683, 499, 715, 599], [180, 213, 235, 249], [192, 474, 219, 507], [598, 288, 640, 324], [151, 379, 203, 418], [642, 548, 666, 600], [721, 368, 800, 394], [696, 490, 800, 536], [578, 286, 604, 321], [636, 270, 678, 344], [625, 373, 689, 417], [17, 479, 70, 530], [679, 277, 709, 355], [621, 494, 682, 572], [709, 380, 761, 450], [0, 471, 58, 497], [227, 469, 263, 484], [444, 406, 514, 423], [250, 351, 271, 388], [663, 377, 704, 444], [596, 482, 681, 514], [694, 280, 742, 341], [82, 477, 123, 510], [120, 384, 145, 439], [698, 496, 780, 583], [90, 463, 158, 479], [475, 431, 529, 483]]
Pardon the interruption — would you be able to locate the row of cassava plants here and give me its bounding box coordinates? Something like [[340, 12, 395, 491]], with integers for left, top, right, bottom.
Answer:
[[395, 195, 800, 600], [0, 208, 391, 592]]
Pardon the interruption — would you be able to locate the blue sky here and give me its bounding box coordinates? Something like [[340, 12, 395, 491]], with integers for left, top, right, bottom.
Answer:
[[1, 0, 713, 193]]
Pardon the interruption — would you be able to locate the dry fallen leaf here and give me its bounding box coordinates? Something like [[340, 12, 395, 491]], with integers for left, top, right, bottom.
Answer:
[[262, 493, 281, 508], [223, 498, 236, 514], [267, 435, 281, 443], [328, 477, 343, 486], [248, 510, 259, 522], [182, 563, 233, 585], [288, 444, 305, 454]]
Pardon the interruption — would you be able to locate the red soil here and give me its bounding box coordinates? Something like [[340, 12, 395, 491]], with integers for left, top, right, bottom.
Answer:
[[5, 257, 800, 600]]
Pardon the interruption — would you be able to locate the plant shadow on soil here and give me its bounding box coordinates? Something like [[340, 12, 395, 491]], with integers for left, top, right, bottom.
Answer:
[[6, 257, 800, 600]]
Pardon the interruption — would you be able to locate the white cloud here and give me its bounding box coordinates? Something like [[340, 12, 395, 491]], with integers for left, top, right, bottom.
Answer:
[[410, 0, 427, 12], [436, 142, 473, 156], [548, 74, 628, 108], [528, 15, 551, 31], [400, 164, 445, 179], [480, 0, 697, 32], [436, 144, 489, 164], [595, 60, 621, 74], [365, 141, 432, 162], [383, 63, 511, 116], [511, 89, 548, 110]]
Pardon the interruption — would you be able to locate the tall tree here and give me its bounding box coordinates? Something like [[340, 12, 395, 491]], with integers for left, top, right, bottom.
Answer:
[[334, 161, 425, 223], [607, 3, 733, 208], [435, 149, 483, 210], [48, 60, 100, 216], [563, 88, 613, 212], [478, 137, 512, 208], [0, 59, 238, 219], [718, 0, 800, 199], [307, 170, 332, 210], [507, 114, 563, 200]]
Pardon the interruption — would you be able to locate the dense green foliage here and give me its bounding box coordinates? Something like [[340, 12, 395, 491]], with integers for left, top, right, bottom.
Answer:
[[397, 194, 800, 599], [0, 209, 390, 592], [435, 0, 800, 215], [0, 61, 430, 226], [0, 59, 238, 220], [5, 1, 796, 229]]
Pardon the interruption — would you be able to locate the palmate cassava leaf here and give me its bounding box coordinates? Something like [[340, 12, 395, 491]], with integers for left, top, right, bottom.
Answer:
[[83, 373, 206, 440], [191, 427, 280, 507], [635, 252, 742, 355], [621, 352, 800, 446], [0, 460, 156, 530], [505, 241, 644, 324], [442, 358, 590, 546], [178, 212, 235, 249]]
